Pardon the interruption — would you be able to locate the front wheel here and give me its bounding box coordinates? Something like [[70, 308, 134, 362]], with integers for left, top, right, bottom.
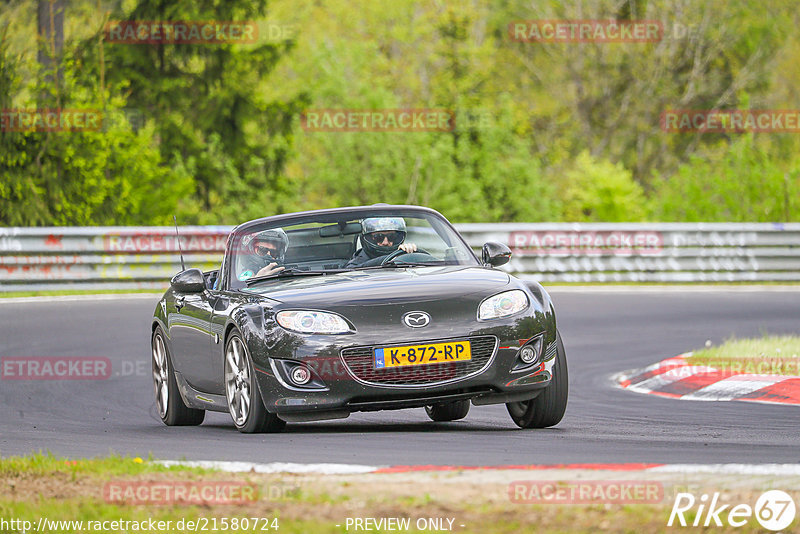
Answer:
[[152, 327, 205, 426], [425, 400, 470, 422], [506, 330, 568, 429], [224, 331, 286, 434]]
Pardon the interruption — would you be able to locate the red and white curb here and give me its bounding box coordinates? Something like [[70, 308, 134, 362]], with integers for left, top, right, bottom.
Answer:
[[614, 353, 800, 405], [159, 460, 800, 476], [158, 461, 800, 476]]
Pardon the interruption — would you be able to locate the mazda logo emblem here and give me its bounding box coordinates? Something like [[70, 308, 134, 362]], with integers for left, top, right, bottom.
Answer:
[[403, 311, 431, 328]]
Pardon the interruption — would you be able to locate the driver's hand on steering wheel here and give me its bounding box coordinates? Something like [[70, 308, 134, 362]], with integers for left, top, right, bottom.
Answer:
[[398, 243, 417, 253], [256, 263, 285, 277]]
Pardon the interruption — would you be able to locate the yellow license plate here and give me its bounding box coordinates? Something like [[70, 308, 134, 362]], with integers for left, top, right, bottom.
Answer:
[[374, 341, 471, 369]]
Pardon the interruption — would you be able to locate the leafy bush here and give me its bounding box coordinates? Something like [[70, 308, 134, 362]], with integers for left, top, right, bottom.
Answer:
[[560, 151, 647, 222], [650, 137, 798, 222]]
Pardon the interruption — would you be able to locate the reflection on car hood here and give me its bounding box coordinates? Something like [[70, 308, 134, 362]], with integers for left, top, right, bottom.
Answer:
[[246, 266, 510, 306]]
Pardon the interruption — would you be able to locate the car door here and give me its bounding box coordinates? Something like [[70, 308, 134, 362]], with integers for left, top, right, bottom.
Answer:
[[208, 290, 239, 394], [167, 281, 216, 392]]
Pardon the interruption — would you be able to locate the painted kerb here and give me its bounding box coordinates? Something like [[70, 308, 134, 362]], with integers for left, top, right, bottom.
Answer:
[[1, 223, 799, 290]]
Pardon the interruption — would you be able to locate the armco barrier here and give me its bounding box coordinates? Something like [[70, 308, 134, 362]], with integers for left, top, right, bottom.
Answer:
[[0, 223, 799, 291], [457, 222, 800, 283], [0, 226, 231, 292]]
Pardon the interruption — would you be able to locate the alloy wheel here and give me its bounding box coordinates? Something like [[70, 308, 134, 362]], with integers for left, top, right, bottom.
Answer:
[[225, 336, 252, 426], [152, 333, 169, 419]]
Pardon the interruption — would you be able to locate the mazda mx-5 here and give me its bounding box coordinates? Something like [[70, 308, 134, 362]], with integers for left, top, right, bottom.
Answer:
[[150, 205, 568, 433]]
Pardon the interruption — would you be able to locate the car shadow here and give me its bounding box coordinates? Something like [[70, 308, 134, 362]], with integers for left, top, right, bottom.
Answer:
[[148, 403, 566, 434], [195, 420, 552, 434]]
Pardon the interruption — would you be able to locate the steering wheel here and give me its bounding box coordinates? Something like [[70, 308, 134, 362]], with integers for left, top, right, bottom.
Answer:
[[380, 248, 431, 266]]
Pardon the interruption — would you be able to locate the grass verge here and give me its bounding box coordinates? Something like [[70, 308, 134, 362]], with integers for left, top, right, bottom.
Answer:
[[2, 282, 800, 299], [685, 335, 800, 376], [0, 289, 164, 298], [1, 453, 798, 533], [0, 452, 214, 477]]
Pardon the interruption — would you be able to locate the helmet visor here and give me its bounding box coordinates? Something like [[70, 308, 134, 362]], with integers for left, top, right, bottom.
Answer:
[[363, 230, 405, 247], [253, 241, 280, 261]]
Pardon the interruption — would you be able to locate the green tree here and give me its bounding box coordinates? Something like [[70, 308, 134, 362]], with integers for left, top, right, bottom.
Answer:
[[277, 0, 559, 222], [0, 22, 192, 226], [91, 0, 309, 221], [561, 151, 647, 222], [651, 137, 798, 222]]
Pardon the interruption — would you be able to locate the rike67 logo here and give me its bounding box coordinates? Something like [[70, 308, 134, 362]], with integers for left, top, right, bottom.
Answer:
[[669, 490, 796, 531]]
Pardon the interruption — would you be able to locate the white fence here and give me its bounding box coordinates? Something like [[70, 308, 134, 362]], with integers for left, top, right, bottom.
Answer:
[[1, 223, 799, 291]]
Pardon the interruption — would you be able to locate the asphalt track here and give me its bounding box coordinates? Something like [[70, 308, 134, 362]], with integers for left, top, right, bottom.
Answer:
[[1, 289, 798, 466]]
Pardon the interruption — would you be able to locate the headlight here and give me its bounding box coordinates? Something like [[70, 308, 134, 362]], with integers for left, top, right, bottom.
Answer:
[[478, 290, 529, 320], [276, 310, 351, 334]]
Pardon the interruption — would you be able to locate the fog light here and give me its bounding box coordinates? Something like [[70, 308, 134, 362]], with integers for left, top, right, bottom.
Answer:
[[290, 365, 311, 385], [520, 346, 536, 363]]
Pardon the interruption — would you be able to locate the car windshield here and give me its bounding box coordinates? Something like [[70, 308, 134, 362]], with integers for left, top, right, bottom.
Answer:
[[226, 209, 478, 289]]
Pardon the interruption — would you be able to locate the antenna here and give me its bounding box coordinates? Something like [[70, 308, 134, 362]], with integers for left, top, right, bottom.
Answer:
[[173, 215, 186, 272]]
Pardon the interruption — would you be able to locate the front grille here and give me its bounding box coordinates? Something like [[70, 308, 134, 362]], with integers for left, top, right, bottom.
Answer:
[[340, 336, 498, 386]]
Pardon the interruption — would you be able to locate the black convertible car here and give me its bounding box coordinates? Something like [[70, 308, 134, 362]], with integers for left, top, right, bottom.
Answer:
[[151, 205, 567, 432]]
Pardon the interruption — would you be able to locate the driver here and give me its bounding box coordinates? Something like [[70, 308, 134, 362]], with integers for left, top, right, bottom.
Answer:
[[346, 217, 417, 267], [238, 228, 288, 280]]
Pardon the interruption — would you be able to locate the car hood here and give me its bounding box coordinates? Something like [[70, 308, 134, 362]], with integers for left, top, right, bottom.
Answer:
[[246, 266, 510, 307]]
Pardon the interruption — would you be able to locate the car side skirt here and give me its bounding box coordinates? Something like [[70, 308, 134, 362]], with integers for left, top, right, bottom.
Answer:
[[174, 371, 229, 413]]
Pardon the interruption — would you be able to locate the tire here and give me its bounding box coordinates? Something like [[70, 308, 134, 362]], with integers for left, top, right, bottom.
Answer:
[[425, 400, 470, 422], [152, 327, 205, 426], [506, 330, 568, 429], [224, 331, 286, 434]]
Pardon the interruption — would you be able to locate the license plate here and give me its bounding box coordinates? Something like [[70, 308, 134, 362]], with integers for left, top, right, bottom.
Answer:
[[374, 341, 471, 369]]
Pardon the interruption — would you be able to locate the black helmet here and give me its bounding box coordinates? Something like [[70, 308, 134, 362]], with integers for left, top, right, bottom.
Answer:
[[360, 217, 406, 258], [244, 228, 288, 263]]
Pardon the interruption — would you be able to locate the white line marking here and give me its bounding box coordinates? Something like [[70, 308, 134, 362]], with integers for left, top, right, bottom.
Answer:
[[649, 464, 800, 476], [158, 460, 382, 475], [0, 293, 163, 304]]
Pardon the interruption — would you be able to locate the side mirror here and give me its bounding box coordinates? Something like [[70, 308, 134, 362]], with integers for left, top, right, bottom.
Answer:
[[170, 268, 206, 293], [482, 242, 512, 267]]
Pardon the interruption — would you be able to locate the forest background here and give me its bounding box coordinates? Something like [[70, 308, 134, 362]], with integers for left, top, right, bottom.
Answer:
[[1, 0, 797, 226]]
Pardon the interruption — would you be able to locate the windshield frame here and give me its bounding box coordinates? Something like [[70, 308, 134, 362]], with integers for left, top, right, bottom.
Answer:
[[220, 205, 479, 291]]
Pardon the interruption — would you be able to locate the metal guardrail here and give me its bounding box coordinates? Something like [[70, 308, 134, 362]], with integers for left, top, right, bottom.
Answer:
[[0, 226, 231, 292], [458, 222, 800, 283], [1, 223, 799, 291]]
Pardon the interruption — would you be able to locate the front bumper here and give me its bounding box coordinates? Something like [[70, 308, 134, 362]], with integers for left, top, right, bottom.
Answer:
[[251, 317, 558, 422]]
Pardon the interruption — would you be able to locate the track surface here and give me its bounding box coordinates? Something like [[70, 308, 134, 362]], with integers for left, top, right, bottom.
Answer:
[[1, 289, 799, 465]]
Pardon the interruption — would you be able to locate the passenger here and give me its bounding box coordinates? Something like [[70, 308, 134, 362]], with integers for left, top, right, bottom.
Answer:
[[238, 228, 288, 280]]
